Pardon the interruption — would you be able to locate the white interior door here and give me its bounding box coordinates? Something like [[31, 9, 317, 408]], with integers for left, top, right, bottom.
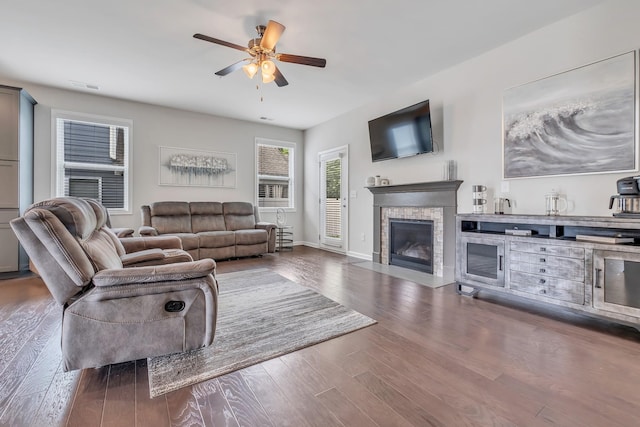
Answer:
[[319, 146, 348, 251]]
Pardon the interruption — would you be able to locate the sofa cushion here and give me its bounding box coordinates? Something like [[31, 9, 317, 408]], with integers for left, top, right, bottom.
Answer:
[[31, 197, 97, 239], [236, 242, 267, 258], [235, 229, 268, 246], [190, 202, 226, 233], [150, 202, 192, 234], [31, 197, 123, 271], [200, 246, 235, 260], [80, 230, 124, 271], [223, 202, 256, 231], [165, 233, 199, 251], [198, 231, 235, 249]]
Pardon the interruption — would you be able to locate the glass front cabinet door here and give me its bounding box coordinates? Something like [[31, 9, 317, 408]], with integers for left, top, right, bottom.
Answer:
[[593, 250, 640, 319], [458, 235, 506, 288]]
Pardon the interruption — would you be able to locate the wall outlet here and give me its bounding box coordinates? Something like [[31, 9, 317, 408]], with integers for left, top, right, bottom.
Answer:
[[501, 181, 510, 193], [360, 232, 366, 241], [350, 190, 357, 198]]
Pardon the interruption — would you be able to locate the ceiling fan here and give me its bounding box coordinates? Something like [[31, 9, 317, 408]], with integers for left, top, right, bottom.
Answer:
[[193, 20, 326, 87]]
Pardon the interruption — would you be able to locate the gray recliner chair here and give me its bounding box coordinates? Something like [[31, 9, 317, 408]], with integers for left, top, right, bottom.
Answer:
[[10, 197, 218, 371]]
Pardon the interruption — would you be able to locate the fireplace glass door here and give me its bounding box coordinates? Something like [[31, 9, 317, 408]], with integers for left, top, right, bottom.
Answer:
[[389, 219, 433, 273]]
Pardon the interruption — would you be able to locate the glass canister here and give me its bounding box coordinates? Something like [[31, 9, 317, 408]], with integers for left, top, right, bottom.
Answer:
[[545, 190, 567, 215], [472, 185, 487, 213]]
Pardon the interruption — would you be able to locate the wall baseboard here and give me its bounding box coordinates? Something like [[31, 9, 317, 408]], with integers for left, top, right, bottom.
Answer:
[[299, 242, 371, 261], [346, 251, 372, 261], [300, 241, 319, 248]]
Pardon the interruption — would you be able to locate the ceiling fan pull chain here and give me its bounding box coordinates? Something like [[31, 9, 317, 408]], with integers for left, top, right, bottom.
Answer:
[[256, 84, 264, 103]]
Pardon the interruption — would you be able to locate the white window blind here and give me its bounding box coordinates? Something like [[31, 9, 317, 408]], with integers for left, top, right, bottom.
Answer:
[[54, 112, 132, 212], [256, 138, 295, 210]]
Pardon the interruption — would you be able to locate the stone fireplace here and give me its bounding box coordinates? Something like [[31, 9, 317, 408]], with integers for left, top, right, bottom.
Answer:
[[367, 180, 462, 278]]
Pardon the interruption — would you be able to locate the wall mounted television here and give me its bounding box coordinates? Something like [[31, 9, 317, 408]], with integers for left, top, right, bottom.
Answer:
[[368, 100, 433, 162]]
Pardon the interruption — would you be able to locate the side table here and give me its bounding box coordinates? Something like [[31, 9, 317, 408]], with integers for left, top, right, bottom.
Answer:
[[276, 225, 293, 251]]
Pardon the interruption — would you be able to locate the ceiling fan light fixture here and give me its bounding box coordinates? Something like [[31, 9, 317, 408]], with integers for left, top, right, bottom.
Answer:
[[242, 62, 258, 79], [262, 71, 275, 84], [261, 60, 276, 75], [195, 20, 325, 89]]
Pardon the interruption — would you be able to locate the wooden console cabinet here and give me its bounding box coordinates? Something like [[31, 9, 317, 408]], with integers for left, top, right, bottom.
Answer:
[[456, 213, 640, 329]]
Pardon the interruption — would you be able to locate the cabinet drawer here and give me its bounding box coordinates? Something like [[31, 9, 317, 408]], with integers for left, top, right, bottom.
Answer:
[[509, 252, 584, 278], [0, 224, 19, 272], [510, 241, 584, 259], [510, 271, 585, 304], [0, 209, 18, 223], [509, 259, 584, 281], [0, 160, 18, 208], [0, 89, 19, 161]]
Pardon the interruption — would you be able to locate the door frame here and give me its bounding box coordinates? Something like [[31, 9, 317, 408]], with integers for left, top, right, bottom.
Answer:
[[318, 145, 349, 253]]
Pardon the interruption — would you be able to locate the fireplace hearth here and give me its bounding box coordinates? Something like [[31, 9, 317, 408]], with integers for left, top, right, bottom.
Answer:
[[389, 219, 434, 273]]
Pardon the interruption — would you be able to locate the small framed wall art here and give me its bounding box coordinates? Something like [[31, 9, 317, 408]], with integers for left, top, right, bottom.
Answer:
[[159, 146, 237, 188]]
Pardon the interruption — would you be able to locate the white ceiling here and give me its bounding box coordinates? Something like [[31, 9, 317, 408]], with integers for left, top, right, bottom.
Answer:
[[0, 0, 604, 130]]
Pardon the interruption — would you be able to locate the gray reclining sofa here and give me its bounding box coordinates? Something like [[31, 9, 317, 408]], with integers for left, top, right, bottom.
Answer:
[[139, 201, 276, 260]]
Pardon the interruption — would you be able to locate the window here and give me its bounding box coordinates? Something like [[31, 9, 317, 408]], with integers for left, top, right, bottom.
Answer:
[[256, 138, 295, 210], [53, 111, 132, 213]]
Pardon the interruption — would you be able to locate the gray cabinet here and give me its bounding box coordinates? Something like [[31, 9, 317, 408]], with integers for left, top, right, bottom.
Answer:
[[0, 85, 36, 272], [456, 214, 640, 329], [457, 234, 505, 288]]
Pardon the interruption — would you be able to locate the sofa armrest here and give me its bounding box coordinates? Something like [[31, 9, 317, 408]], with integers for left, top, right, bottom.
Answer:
[[256, 221, 276, 232], [93, 258, 216, 287], [138, 225, 159, 236], [256, 222, 277, 253], [111, 227, 135, 238], [119, 235, 183, 253], [120, 248, 165, 267]]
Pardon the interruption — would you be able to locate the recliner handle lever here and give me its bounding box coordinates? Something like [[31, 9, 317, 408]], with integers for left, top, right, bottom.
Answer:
[[165, 301, 185, 312]]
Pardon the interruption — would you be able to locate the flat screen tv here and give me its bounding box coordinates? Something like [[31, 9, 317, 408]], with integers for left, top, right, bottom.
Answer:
[[368, 100, 433, 162]]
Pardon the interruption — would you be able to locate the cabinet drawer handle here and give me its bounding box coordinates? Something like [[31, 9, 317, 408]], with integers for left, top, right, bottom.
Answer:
[[539, 278, 546, 285], [539, 258, 546, 263], [540, 247, 547, 252], [540, 289, 547, 294], [595, 268, 602, 289], [539, 268, 546, 273]]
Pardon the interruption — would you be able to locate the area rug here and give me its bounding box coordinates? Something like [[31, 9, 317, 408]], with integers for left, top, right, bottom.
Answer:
[[147, 268, 376, 397]]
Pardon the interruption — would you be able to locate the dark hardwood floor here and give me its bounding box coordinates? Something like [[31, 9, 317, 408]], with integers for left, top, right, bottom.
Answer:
[[1, 246, 640, 426]]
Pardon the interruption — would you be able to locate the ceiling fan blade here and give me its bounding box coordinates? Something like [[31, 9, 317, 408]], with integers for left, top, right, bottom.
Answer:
[[278, 53, 326, 68], [273, 66, 289, 87], [193, 33, 247, 52], [260, 20, 285, 51], [215, 59, 250, 76]]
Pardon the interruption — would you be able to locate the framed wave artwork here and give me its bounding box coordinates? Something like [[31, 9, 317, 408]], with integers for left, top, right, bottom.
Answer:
[[502, 51, 637, 179]]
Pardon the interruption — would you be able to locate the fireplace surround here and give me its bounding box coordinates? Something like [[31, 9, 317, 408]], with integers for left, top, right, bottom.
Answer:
[[367, 180, 462, 278]]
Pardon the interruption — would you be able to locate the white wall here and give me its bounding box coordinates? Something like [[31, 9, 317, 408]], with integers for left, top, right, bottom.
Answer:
[[304, 0, 640, 259], [0, 80, 305, 239]]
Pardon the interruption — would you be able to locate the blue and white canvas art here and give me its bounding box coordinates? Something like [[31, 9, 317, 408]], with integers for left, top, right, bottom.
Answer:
[[159, 146, 236, 187], [503, 51, 636, 179]]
